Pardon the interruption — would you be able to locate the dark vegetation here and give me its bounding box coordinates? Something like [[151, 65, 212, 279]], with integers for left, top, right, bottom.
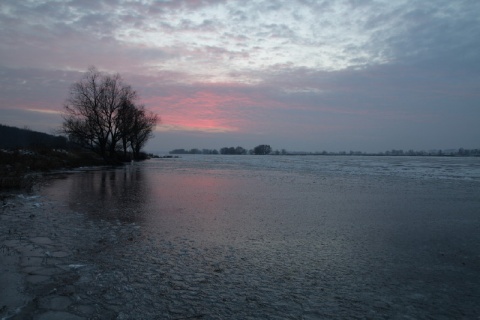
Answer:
[[169, 148, 219, 155], [253, 144, 272, 155], [170, 145, 271, 155], [170, 144, 480, 157], [0, 125, 105, 189], [0, 124, 67, 149], [221, 146, 247, 155], [62, 67, 158, 162]]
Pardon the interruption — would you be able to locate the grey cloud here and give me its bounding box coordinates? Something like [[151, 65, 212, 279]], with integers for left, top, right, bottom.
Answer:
[[257, 58, 479, 122], [0, 1, 173, 71], [75, 12, 117, 34], [177, 18, 220, 32], [0, 67, 82, 107], [362, 0, 480, 69], [136, 0, 228, 14], [229, 9, 248, 23], [258, 23, 296, 39]]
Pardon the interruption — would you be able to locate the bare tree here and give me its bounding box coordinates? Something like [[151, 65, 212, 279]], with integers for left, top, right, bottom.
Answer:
[[62, 67, 157, 160], [129, 106, 158, 160], [117, 98, 137, 158]]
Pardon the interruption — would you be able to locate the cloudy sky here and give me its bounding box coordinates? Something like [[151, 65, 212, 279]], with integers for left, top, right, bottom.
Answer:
[[1, 0, 479, 153]]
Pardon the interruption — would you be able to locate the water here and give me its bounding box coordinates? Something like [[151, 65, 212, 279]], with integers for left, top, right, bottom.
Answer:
[[35, 156, 480, 318], [168, 154, 480, 181]]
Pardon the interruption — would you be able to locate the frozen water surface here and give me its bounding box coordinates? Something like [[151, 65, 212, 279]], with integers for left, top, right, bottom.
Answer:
[[21, 156, 480, 318]]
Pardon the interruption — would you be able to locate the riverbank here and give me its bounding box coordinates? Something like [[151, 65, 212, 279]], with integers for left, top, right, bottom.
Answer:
[[0, 148, 106, 189]]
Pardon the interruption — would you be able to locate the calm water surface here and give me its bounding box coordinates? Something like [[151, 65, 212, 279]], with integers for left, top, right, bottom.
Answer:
[[40, 156, 480, 318]]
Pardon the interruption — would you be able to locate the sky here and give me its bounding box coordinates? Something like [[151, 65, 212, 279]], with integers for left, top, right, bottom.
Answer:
[[0, 0, 479, 153]]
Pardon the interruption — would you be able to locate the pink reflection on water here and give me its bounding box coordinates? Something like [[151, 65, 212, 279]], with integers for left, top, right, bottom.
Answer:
[[141, 169, 258, 244]]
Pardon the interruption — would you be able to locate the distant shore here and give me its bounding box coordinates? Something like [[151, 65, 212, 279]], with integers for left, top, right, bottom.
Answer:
[[167, 146, 480, 157]]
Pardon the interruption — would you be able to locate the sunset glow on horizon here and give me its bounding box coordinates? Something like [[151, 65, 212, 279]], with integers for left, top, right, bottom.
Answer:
[[1, 0, 479, 152]]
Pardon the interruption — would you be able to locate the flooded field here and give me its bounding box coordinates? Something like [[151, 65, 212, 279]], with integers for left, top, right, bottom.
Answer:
[[1, 156, 480, 319]]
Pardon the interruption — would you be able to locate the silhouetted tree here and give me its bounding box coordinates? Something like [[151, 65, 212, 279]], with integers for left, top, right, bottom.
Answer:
[[117, 99, 137, 158], [253, 144, 272, 155], [235, 146, 247, 155], [62, 67, 158, 160], [202, 149, 219, 154], [128, 106, 158, 160], [220, 146, 246, 155], [220, 147, 234, 154]]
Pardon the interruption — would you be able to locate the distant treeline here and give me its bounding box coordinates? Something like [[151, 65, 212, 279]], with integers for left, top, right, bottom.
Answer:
[[288, 149, 480, 157], [169, 147, 246, 155], [170, 145, 273, 155], [169, 148, 219, 155], [169, 145, 480, 157], [0, 124, 67, 149]]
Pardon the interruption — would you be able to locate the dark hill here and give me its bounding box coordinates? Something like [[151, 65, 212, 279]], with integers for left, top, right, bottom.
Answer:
[[0, 124, 67, 149]]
